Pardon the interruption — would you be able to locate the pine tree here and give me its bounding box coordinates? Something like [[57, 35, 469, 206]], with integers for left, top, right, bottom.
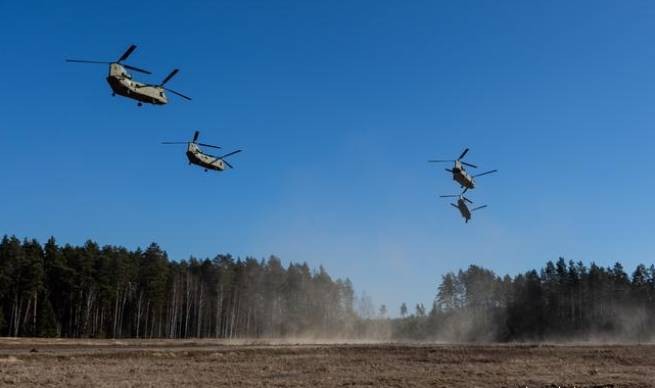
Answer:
[[436, 273, 458, 311]]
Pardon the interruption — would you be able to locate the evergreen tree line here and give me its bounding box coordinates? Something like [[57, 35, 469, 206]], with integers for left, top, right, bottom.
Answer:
[[393, 259, 655, 341], [0, 236, 357, 338]]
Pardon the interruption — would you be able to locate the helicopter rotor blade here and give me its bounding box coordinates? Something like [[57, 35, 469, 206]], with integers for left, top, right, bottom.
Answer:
[[461, 162, 478, 168], [473, 169, 498, 178], [471, 205, 487, 212], [164, 88, 192, 100], [192, 131, 200, 143], [428, 160, 455, 163], [160, 69, 179, 86], [462, 187, 469, 194], [196, 143, 222, 150], [207, 150, 242, 168], [118, 44, 137, 62], [458, 148, 469, 160], [217, 150, 242, 159], [450, 203, 458, 209], [440, 195, 459, 198], [66, 59, 111, 64], [123, 64, 152, 75], [445, 168, 453, 173], [161, 142, 188, 145], [206, 150, 242, 159], [463, 196, 473, 204]]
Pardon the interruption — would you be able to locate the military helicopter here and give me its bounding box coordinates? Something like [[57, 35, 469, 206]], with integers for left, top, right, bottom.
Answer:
[[66, 45, 191, 106], [429, 148, 497, 192], [439, 193, 487, 223], [162, 131, 242, 172]]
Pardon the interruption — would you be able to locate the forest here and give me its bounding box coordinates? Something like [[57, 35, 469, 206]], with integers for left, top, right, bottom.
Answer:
[[0, 235, 358, 338], [393, 259, 655, 341], [3, 234, 655, 342]]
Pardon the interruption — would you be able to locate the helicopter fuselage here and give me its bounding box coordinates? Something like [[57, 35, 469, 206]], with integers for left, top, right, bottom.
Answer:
[[106, 64, 168, 105], [185, 143, 226, 171], [455, 198, 472, 222], [451, 161, 475, 189]]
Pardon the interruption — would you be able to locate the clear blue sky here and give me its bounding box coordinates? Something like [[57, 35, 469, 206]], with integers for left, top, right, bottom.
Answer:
[[2, 1, 655, 314]]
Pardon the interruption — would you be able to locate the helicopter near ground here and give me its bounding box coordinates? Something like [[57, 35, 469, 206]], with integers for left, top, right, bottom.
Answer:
[[66, 45, 191, 106], [162, 131, 242, 172]]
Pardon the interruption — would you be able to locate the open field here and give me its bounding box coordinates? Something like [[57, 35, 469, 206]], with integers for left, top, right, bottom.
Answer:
[[1, 339, 654, 387]]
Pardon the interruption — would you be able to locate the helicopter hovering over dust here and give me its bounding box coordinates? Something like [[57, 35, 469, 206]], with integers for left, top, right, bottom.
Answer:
[[162, 131, 242, 172], [429, 148, 497, 192], [439, 193, 487, 223], [66, 45, 191, 106]]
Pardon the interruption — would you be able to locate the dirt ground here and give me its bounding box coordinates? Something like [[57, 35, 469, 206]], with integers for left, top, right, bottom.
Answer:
[[0, 338, 654, 387]]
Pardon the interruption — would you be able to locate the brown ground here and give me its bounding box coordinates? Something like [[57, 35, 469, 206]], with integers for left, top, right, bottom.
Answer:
[[0, 338, 654, 387]]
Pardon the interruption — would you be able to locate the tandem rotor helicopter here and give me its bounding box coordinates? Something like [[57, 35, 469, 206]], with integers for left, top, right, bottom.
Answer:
[[66, 45, 191, 106], [162, 131, 242, 172], [439, 193, 487, 223], [428, 148, 497, 193]]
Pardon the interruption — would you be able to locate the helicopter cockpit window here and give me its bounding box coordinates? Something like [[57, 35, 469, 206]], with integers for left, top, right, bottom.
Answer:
[[159, 91, 164, 97]]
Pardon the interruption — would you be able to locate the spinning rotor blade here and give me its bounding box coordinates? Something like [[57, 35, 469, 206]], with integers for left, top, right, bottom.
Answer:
[[118, 44, 137, 62], [67, 60, 150, 74], [192, 131, 200, 143], [471, 205, 487, 212], [197, 143, 222, 150], [463, 196, 473, 204], [161, 142, 188, 145], [450, 203, 459, 209], [473, 169, 498, 178], [461, 162, 478, 168], [66, 59, 111, 64], [458, 148, 470, 160], [440, 195, 459, 198], [445, 168, 453, 173], [160, 69, 179, 86], [217, 150, 242, 159], [207, 150, 242, 168], [165, 88, 192, 100], [123, 64, 152, 74]]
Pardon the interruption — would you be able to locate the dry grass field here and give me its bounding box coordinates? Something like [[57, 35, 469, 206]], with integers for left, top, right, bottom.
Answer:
[[0, 338, 654, 387]]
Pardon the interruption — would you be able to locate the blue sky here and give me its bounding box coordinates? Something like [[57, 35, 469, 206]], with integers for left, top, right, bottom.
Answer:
[[2, 1, 655, 314]]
